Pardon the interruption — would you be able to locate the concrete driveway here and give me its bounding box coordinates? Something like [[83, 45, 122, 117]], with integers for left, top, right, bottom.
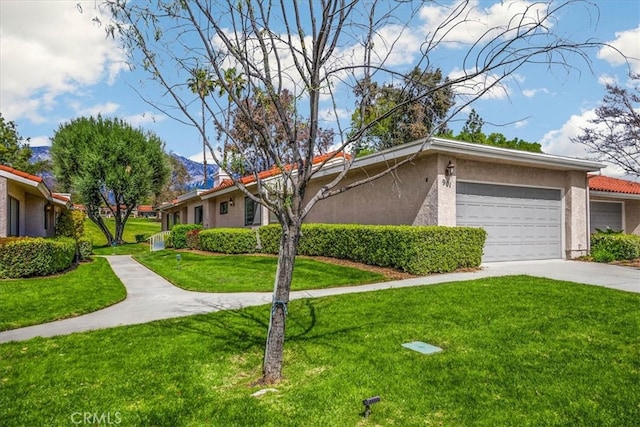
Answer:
[[0, 256, 637, 344]]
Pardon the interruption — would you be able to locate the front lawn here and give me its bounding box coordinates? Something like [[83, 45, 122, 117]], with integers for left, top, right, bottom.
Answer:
[[0, 258, 127, 331], [134, 250, 387, 292], [1, 276, 638, 426], [85, 217, 161, 255]]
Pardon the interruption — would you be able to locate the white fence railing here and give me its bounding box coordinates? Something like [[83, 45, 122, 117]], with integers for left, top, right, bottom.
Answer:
[[148, 231, 171, 251]]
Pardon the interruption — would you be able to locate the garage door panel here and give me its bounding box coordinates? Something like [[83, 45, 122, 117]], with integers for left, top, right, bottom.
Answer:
[[457, 183, 562, 262]]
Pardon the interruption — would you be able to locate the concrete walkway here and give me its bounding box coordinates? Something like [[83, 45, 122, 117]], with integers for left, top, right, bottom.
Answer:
[[0, 256, 637, 344]]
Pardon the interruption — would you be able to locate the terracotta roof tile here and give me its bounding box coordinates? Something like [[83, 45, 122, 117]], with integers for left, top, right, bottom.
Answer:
[[0, 164, 43, 183], [52, 193, 70, 202], [201, 151, 349, 197], [137, 205, 154, 212], [589, 175, 640, 195]]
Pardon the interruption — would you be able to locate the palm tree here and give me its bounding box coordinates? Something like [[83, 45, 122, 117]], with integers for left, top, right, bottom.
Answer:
[[187, 68, 215, 186]]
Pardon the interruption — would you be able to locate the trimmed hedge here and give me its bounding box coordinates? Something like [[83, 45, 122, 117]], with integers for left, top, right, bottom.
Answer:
[[591, 233, 640, 262], [169, 224, 203, 249], [0, 237, 76, 279], [199, 228, 258, 254], [259, 224, 486, 275], [199, 224, 486, 275]]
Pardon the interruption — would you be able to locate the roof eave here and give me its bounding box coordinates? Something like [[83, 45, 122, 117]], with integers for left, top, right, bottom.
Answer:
[[590, 190, 640, 200]]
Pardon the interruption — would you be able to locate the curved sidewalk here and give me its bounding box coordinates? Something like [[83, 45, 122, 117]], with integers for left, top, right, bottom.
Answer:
[[0, 256, 637, 344]]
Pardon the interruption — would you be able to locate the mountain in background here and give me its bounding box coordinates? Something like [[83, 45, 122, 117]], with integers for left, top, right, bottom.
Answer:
[[29, 146, 218, 191]]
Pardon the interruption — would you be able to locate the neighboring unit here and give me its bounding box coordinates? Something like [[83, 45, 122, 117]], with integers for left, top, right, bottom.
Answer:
[[588, 175, 640, 235], [0, 165, 71, 238]]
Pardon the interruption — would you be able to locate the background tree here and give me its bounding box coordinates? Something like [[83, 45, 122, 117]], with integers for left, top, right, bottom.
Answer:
[[188, 68, 216, 185], [151, 153, 192, 207], [449, 109, 542, 152], [0, 112, 49, 174], [104, 0, 609, 383], [51, 116, 170, 244], [227, 89, 334, 174], [352, 67, 454, 153], [572, 74, 640, 177]]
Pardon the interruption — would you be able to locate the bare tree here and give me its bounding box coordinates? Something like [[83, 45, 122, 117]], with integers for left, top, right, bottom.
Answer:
[[101, 0, 613, 383], [572, 74, 640, 177]]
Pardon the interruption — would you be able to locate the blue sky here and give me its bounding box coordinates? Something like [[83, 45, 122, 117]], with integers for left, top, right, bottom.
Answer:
[[1, 0, 638, 177]]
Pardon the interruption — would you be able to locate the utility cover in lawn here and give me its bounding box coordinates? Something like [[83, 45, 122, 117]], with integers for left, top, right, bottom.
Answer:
[[402, 341, 443, 355]]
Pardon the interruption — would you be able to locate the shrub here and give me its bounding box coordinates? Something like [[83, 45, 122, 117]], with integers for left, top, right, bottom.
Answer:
[[591, 232, 640, 261], [591, 248, 616, 263], [170, 224, 202, 249], [186, 229, 202, 250], [258, 224, 486, 275], [199, 228, 258, 254], [78, 238, 93, 261], [55, 210, 86, 240], [0, 237, 76, 279]]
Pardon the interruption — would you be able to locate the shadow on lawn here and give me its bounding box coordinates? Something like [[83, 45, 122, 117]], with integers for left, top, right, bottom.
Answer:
[[158, 299, 377, 358]]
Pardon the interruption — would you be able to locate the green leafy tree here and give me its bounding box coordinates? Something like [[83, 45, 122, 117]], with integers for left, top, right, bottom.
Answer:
[[352, 67, 454, 152], [55, 209, 87, 261], [51, 116, 170, 244], [451, 109, 542, 152], [0, 112, 48, 174]]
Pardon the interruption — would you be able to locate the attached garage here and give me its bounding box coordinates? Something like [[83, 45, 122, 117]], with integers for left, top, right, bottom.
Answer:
[[457, 182, 562, 262]]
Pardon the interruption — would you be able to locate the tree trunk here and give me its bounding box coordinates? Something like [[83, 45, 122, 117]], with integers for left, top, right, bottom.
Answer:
[[90, 214, 114, 245], [262, 223, 301, 383]]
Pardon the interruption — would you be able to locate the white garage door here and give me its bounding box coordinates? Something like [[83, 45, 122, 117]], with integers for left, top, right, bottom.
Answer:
[[457, 182, 562, 262], [589, 201, 622, 233]]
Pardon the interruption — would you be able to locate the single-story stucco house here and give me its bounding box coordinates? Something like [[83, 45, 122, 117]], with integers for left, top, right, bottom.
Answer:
[[158, 137, 626, 262], [0, 165, 71, 238]]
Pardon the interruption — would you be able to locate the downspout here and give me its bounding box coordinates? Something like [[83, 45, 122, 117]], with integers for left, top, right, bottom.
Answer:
[[585, 174, 591, 256]]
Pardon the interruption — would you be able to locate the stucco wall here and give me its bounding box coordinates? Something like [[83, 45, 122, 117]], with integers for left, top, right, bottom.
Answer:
[[0, 177, 7, 237], [305, 154, 440, 225]]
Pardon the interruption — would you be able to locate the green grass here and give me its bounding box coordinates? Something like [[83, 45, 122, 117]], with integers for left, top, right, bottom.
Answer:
[[134, 251, 386, 292], [85, 217, 161, 255], [0, 258, 127, 331], [1, 276, 638, 426]]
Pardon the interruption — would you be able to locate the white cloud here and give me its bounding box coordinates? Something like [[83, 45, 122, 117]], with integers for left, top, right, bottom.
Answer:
[[540, 110, 626, 176], [27, 136, 51, 147], [514, 120, 528, 129], [76, 102, 121, 118], [598, 26, 640, 74], [419, 0, 550, 48], [597, 74, 619, 86], [522, 88, 550, 98], [123, 112, 166, 127], [0, 1, 127, 122], [447, 68, 510, 100]]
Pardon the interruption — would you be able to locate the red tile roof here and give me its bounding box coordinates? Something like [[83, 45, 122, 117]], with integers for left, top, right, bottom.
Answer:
[[137, 205, 154, 212], [589, 175, 640, 195], [52, 193, 70, 202], [0, 164, 43, 183], [201, 151, 349, 197]]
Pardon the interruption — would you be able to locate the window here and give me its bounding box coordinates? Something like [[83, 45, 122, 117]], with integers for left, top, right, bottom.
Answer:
[[244, 197, 261, 226], [173, 212, 180, 227], [9, 197, 19, 236], [44, 204, 50, 230], [220, 201, 229, 215], [194, 205, 203, 225]]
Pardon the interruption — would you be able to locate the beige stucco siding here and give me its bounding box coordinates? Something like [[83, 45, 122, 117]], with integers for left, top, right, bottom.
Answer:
[[305, 154, 439, 225], [0, 177, 7, 237]]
